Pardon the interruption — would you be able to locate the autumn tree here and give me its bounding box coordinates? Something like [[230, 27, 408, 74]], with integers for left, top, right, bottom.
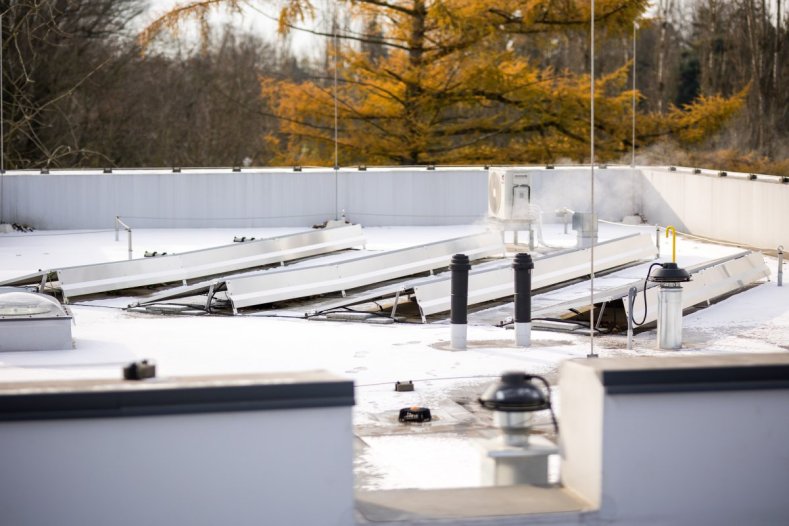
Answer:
[[146, 0, 747, 166]]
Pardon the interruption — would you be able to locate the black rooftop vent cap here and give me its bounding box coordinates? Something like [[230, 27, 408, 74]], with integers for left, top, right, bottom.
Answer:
[[40, 167, 49, 175], [399, 406, 431, 423], [395, 380, 414, 392], [718, 171, 727, 177], [782, 177, 789, 184], [749, 173, 757, 180], [546, 165, 555, 169], [693, 168, 702, 174], [426, 165, 436, 170], [293, 166, 302, 172], [123, 360, 156, 381], [479, 372, 549, 412], [669, 166, 677, 171], [648, 262, 691, 283], [358, 165, 367, 171], [103, 168, 113, 174], [232, 166, 241, 172], [172, 167, 181, 173]]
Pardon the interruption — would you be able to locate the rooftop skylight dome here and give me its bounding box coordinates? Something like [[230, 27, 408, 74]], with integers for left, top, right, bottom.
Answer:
[[0, 290, 73, 352]]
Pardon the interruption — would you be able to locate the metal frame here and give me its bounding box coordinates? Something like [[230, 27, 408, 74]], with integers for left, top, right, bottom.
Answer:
[[472, 251, 768, 328], [413, 233, 657, 318], [224, 231, 504, 310], [624, 251, 769, 325], [0, 225, 366, 300]]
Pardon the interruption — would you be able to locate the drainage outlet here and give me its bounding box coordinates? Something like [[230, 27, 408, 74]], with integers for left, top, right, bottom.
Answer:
[[399, 406, 432, 423]]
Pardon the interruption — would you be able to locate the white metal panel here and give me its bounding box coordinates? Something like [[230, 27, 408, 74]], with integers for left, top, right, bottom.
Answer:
[[414, 234, 657, 317], [225, 231, 505, 310], [0, 318, 73, 352], [19, 226, 364, 299], [625, 251, 770, 325]]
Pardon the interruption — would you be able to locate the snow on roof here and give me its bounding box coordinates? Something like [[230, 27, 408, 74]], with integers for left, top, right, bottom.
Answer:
[[0, 222, 786, 490]]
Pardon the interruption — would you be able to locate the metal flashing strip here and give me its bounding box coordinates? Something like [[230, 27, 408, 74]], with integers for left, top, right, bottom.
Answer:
[[602, 365, 789, 394], [225, 231, 505, 310], [413, 233, 657, 317], [0, 371, 354, 422], [0, 225, 365, 299], [624, 251, 770, 325]]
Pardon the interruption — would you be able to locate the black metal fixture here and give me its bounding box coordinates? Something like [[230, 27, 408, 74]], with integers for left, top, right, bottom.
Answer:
[[103, 168, 113, 174], [546, 165, 555, 169], [479, 372, 558, 445], [293, 166, 302, 172], [40, 168, 49, 175], [749, 173, 757, 180], [426, 165, 436, 170], [395, 380, 414, 392], [232, 166, 241, 172], [358, 165, 367, 171], [512, 253, 533, 347], [718, 171, 727, 177], [693, 168, 702, 174], [649, 262, 691, 283], [123, 360, 156, 380], [782, 177, 789, 184], [172, 167, 181, 173], [399, 406, 431, 423], [669, 166, 677, 171], [450, 253, 471, 349]]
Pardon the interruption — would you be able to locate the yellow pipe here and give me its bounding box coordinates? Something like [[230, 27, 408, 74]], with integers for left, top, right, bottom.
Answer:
[[665, 226, 677, 263]]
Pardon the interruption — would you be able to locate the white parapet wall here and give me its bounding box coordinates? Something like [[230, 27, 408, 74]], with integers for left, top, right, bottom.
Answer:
[[1, 165, 785, 250], [0, 371, 355, 526], [0, 167, 488, 229], [641, 166, 789, 249], [559, 353, 789, 526]]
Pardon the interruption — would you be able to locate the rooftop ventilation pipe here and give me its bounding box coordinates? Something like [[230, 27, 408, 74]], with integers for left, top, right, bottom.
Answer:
[[450, 254, 470, 349], [478, 372, 559, 485]]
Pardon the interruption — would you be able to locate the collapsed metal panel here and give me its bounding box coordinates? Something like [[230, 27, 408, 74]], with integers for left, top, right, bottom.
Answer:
[[413, 233, 657, 317], [471, 251, 769, 327], [624, 251, 770, 325], [225, 231, 505, 310], [0, 225, 365, 300]]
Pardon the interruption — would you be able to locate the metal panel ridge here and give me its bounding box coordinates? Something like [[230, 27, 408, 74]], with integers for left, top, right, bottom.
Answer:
[[414, 233, 657, 317], [51, 225, 365, 298], [225, 231, 505, 310]]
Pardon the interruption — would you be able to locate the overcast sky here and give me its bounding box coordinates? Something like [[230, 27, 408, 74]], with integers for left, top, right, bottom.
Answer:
[[144, 0, 325, 59]]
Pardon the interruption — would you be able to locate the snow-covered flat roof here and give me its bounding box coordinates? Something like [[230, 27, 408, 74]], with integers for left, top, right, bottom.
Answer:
[[0, 222, 786, 491]]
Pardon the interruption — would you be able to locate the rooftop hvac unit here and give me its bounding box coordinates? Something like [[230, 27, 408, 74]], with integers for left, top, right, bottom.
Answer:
[[488, 168, 532, 221]]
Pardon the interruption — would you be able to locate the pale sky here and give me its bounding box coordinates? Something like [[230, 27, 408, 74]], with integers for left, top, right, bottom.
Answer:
[[144, 0, 325, 60]]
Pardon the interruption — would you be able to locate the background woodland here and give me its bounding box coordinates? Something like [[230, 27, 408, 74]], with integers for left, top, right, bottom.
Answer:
[[1, 0, 787, 174]]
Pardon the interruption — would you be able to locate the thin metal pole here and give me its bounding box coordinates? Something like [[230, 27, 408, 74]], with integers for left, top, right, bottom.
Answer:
[[631, 21, 637, 168], [588, 0, 597, 358], [333, 20, 339, 220]]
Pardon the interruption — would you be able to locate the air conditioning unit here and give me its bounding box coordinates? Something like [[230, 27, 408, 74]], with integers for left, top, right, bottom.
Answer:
[[488, 168, 532, 221]]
